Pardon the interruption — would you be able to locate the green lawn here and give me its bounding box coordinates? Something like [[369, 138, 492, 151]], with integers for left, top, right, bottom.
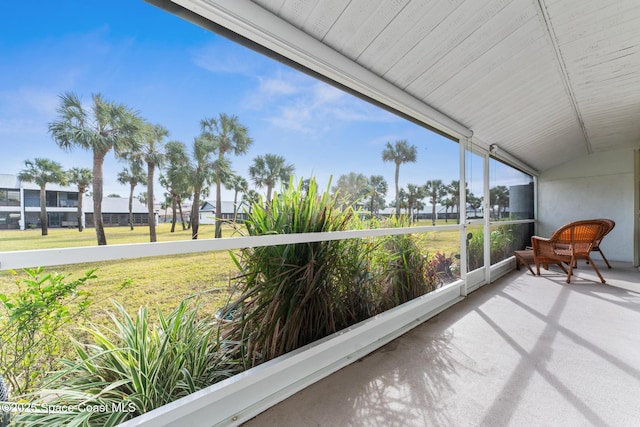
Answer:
[[0, 224, 240, 324]]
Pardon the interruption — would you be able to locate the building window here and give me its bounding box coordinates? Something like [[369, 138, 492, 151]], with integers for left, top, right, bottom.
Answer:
[[25, 212, 40, 229], [62, 192, 79, 207], [0, 189, 20, 207], [24, 190, 39, 207], [46, 191, 58, 208], [0, 212, 21, 229]]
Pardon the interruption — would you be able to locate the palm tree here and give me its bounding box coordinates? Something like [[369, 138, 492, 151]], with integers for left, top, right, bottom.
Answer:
[[490, 185, 509, 219], [141, 123, 169, 242], [382, 139, 418, 214], [17, 158, 67, 236], [331, 172, 368, 210], [414, 200, 426, 220], [249, 154, 295, 205], [467, 194, 483, 219], [443, 197, 455, 223], [67, 167, 92, 231], [161, 195, 171, 224], [200, 114, 253, 238], [162, 141, 192, 232], [241, 189, 261, 215], [173, 137, 228, 240], [137, 192, 148, 205], [117, 165, 146, 230], [448, 181, 461, 224], [364, 175, 388, 216], [403, 183, 425, 223], [447, 180, 472, 224], [227, 174, 248, 223], [424, 179, 446, 225], [48, 92, 143, 245]]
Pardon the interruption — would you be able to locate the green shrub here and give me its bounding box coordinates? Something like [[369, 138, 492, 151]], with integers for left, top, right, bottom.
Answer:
[[425, 252, 458, 287], [224, 178, 375, 366], [375, 217, 430, 310], [467, 224, 521, 270], [13, 301, 241, 427], [225, 185, 458, 368], [0, 267, 93, 395], [371, 217, 451, 310]]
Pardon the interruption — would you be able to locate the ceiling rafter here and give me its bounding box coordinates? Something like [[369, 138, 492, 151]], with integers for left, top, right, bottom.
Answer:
[[534, 0, 593, 154]]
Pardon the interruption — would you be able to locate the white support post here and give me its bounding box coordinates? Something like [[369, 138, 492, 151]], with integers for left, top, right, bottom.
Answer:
[[484, 151, 491, 284], [459, 138, 468, 297]]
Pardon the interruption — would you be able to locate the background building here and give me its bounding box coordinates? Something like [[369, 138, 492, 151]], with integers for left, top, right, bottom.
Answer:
[[0, 174, 148, 230]]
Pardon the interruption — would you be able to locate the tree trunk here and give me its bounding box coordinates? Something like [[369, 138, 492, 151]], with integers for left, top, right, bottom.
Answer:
[[369, 194, 374, 217], [128, 183, 135, 231], [266, 185, 273, 209], [178, 197, 186, 230], [147, 163, 157, 242], [394, 162, 400, 216], [233, 190, 239, 224], [191, 188, 201, 240], [431, 201, 437, 226], [77, 189, 84, 232], [93, 150, 108, 246], [215, 181, 222, 239], [39, 186, 48, 236], [171, 195, 177, 233]]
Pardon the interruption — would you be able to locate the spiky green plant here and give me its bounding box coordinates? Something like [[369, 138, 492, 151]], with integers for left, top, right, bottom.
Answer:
[[374, 216, 430, 310], [224, 177, 374, 367], [332, 235, 382, 325], [13, 301, 241, 427]]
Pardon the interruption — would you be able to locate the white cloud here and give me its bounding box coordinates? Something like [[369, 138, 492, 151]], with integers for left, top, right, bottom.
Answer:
[[259, 77, 299, 96], [245, 70, 398, 134], [190, 41, 259, 75], [16, 88, 60, 116]]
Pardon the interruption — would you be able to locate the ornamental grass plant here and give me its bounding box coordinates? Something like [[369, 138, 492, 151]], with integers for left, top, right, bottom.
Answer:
[[375, 216, 431, 310], [13, 300, 242, 427], [222, 178, 376, 366], [222, 179, 454, 368]]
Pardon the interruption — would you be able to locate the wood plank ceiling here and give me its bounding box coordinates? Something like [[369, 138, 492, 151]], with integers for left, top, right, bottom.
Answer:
[[165, 0, 640, 172]]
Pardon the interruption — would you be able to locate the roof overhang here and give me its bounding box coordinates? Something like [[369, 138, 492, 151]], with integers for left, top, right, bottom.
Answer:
[[147, 0, 640, 173]]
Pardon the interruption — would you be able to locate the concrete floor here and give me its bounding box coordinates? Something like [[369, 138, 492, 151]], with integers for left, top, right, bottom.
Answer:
[[244, 261, 640, 427]]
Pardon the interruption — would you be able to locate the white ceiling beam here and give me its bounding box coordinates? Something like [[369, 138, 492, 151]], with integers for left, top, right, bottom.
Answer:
[[534, 0, 593, 154]]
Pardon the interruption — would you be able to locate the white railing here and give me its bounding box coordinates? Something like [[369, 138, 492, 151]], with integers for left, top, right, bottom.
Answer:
[[0, 225, 459, 271]]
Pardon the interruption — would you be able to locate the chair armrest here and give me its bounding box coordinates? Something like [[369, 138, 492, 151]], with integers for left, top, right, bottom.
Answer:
[[532, 236, 556, 258]]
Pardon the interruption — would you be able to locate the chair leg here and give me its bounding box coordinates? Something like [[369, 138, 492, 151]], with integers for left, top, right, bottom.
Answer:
[[586, 256, 606, 283], [598, 249, 612, 269], [566, 257, 575, 283]]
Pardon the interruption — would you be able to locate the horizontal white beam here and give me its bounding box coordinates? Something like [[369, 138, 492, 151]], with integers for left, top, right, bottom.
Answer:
[[0, 224, 460, 270]]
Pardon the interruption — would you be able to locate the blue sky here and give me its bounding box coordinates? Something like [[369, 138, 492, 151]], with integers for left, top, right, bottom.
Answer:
[[1, 0, 471, 203]]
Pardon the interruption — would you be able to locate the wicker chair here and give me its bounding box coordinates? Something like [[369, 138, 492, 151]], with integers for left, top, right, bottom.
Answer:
[[531, 220, 607, 284], [592, 218, 615, 269]]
